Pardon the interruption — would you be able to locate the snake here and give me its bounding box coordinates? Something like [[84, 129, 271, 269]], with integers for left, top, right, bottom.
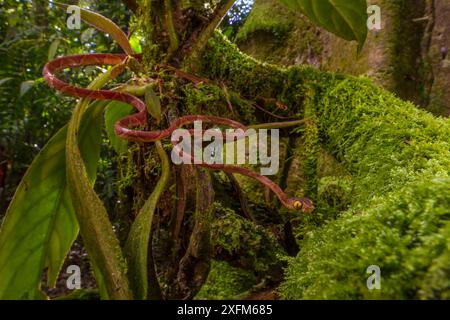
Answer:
[[43, 53, 314, 212]]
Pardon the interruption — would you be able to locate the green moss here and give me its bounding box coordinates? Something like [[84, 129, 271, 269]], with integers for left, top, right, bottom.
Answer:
[[116, 144, 139, 195], [196, 260, 257, 300], [281, 78, 450, 299], [182, 83, 231, 115], [282, 176, 450, 299], [181, 83, 257, 123], [236, 0, 294, 42], [317, 176, 353, 218], [300, 86, 320, 199], [316, 78, 449, 207], [291, 174, 353, 243], [202, 32, 289, 99], [202, 32, 326, 119], [210, 203, 286, 274]]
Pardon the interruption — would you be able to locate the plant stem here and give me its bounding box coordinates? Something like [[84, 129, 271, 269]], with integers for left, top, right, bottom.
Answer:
[[248, 118, 311, 130], [124, 140, 170, 299], [164, 0, 179, 55]]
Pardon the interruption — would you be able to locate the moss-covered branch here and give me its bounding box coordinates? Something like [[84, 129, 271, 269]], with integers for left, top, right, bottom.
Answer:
[[199, 32, 450, 299]]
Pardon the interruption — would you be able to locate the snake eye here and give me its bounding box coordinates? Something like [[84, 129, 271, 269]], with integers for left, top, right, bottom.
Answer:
[[293, 201, 303, 210]]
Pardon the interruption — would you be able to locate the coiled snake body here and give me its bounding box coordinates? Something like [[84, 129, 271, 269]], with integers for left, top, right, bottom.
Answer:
[[43, 53, 314, 212]]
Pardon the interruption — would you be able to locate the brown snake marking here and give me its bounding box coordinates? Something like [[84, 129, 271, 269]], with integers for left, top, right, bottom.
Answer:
[[43, 53, 314, 212]]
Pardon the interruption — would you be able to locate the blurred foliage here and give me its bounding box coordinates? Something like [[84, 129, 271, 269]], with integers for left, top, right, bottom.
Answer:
[[220, 0, 253, 40], [0, 0, 134, 214]]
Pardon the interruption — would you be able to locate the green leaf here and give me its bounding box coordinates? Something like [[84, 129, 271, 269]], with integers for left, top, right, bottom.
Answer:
[[105, 101, 134, 155], [65, 65, 132, 300], [48, 39, 60, 61], [129, 34, 142, 54], [0, 101, 107, 299], [145, 86, 162, 123], [280, 0, 368, 51], [54, 2, 134, 55], [19, 80, 35, 97]]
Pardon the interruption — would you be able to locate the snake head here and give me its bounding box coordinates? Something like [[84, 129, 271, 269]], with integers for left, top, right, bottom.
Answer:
[[288, 197, 315, 213]]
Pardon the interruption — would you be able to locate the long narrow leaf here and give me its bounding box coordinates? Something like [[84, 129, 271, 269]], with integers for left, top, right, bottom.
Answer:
[[46, 101, 108, 286], [65, 66, 133, 300], [48, 39, 60, 61], [54, 2, 134, 55]]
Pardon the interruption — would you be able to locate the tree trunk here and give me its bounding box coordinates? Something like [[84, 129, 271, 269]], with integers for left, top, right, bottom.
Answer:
[[237, 0, 450, 116], [122, 0, 237, 300]]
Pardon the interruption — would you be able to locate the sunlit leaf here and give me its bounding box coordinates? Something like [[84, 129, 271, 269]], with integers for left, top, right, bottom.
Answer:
[[279, 0, 368, 51], [48, 39, 60, 61], [145, 86, 161, 123], [129, 34, 142, 54], [0, 101, 107, 299], [54, 2, 134, 55], [105, 101, 134, 155], [19, 80, 35, 97]]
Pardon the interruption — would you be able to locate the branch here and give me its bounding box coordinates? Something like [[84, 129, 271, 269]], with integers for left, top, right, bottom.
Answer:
[[180, 0, 236, 68]]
